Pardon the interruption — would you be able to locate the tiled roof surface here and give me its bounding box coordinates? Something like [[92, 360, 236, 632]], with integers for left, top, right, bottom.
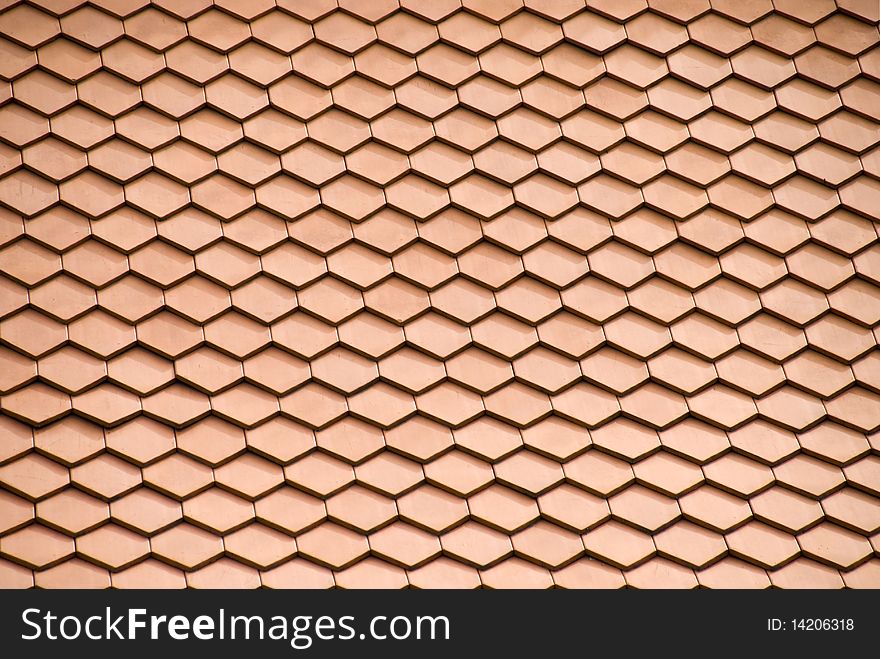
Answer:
[[0, 0, 879, 589]]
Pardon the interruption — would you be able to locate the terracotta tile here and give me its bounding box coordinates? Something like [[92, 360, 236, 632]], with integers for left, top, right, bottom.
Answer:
[[823, 487, 880, 535], [297, 521, 370, 569], [76, 523, 149, 569], [774, 454, 845, 498], [3, 0, 880, 591], [625, 557, 699, 589], [111, 488, 181, 535], [151, 523, 224, 570], [187, 558, 261, 589], [33, 488, 102, 536], [440, 520, 512, 568], [35, 558, 110, 589], [481, 556, 555, 588], [422, 448, 491, 497], [260, 557, 333, 589], [552, 557, 625, 589], [33, 416, 103, 467], [370, 521, 441, 568], [689, 111, 753, 154], [408, 556, 481, 589], [111, 559, 186, 589], [582, 520, 655, 569], [333, 557, 406, 589], [799, 522, 873, 569], [124, 7, 187, 50], [451, 412, 520, 460]]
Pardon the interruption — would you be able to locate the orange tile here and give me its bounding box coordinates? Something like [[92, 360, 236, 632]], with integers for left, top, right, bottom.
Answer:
[[1, 1, 878, 589]]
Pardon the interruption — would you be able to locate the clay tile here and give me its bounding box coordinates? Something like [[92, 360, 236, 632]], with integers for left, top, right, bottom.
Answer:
[[0, 478, 36, 530], [577, 174, 642, 219], [829, 279, 880, 327], [753, 14, 817, 57], [417, 382, 485, 427], [560, 12, 620, 54], [769, 557, 845, 589], [378, 348, 445, 395], [370, 521, 441, 568], [473, 141, 537, 186], [395, 484, 466, 534], [330, 556, 405, 589], [479, 43, 543, 87], [687, 384, 758, 429], [353, 43, 417, 87], [182, 486, 255, 534], [293, 42, 357, 88], [248, 10, 309, 50], [56, 5, 120, 48], [0, 346, 37, 393], [823, 487, 880, 535], [0, 104, 50, 148], [575, 346, 642, 395], [35, 347, 104, 397], [724, 520, 798, 569], [689, 111, 753, 155], [315, 416, 384, 464], [667, 44, 731, 90], [544, 41, 605, 87], [348, 381, 416, 427], [150, 523, 224, 570], [537, 311, 604, 359], [419, 449, 490, 498], [449, 417, 520, 463], [654, 517, 727, 568], [0, 170, 57, 219], [32, 557, 111, 589], [624, 556, 700, 589], [0, 524, 74, 569], [778, 79, 842, 124], [162, 41, 227, 84], [416, 43, 478, 86], [111, 559, 185, 589], [605, 44, 668, 90], [587, 77, 652, 122], [436, 12, 501, 55], [752, 113, 818, 156], [0, 4, 62, 47], [581, 519, 655, 569], [13, 69, 77, 117], [68, 451, 141, 500], [816, 13, 879, 55], [219, 523, 294, 571], [407, 556, 481, 589], [750, 486, 823, 533], [396, 75, 459, 119], [310, 346, 378, 394], [824, 388, 880, 434], [841, 559, 880, 589], [381, 175, 448, 221], [438, 519, 511, 568], [0, 36, 37, 82], [123, 7, 186, 50], [186, 8, 248, 52], [323, 483, 395, 533], [799, 522, 873, 569], [628, 11, 689, 54], [76, 523, 149, 570], [699, 555, 772, 588], [227, 42, 292, 87], [796, 45, 860, 89], [405, 312, 471, 359], [500, 12, 562, 55]]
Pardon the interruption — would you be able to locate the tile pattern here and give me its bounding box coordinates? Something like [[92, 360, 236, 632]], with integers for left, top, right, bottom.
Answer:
[[0, 0, 879, 590]]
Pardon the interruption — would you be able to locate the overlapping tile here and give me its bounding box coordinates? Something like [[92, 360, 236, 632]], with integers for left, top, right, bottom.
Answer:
[[0, 1, 878, 590]]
